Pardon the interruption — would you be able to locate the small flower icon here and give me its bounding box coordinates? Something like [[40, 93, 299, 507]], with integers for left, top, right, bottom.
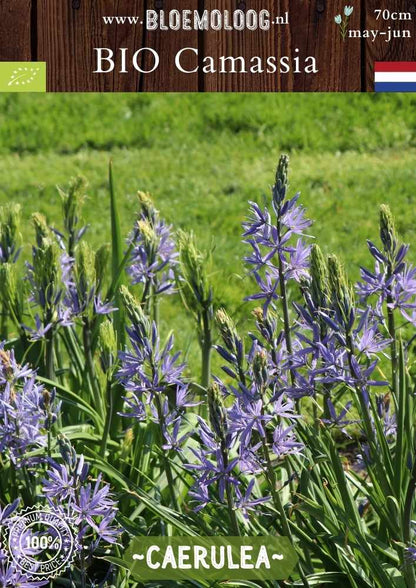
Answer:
[[334, 5, 354, 40]]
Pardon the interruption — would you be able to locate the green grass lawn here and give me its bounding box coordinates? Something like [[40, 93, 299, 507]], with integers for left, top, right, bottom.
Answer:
[[1, 93, 416, 374]]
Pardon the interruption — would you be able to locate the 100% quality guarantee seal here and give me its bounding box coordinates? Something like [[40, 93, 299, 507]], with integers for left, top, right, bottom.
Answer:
[[2, 505, 78, 581]]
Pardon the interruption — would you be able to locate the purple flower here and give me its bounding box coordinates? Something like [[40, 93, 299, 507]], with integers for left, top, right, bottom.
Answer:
[[280, 195, 312, 235], [0, 499, 20, 523], [244, 157, 311, 318], [119, 325, 185, 397], [0, 564, 49, 587], [405, 546, 416, 563], [284, 372, 316, 399], [311, 340, 348, 385], [238, 443, 264, 474], [322, 400, 357, 437], [246, 271, 280, 314], [188, 482, 211, 512], [272, 425, 303, 458], [93, 295, 118, 315], [235, 479, 270, 519], [285, 239, 311, 282], [59, 249, 117, 323], [161, 419, 190, 451], [242, 202, 271, 239], [43, 460, 80, 502], [72, 475, 117, 526], [187, 449, 239, 503], [22, 314, 53, 341], [347, 356, 388, 404], [43, 448, 120, 554], [273, 395, 301, 420], [228, 400, 272, 448], [375, 394, 396, 438], [128, 213, 177, 296], [118, 298, 187, 432], [0, 347, 60, 463], [353, 311, 390, 357], [357, 261, 390, 302]]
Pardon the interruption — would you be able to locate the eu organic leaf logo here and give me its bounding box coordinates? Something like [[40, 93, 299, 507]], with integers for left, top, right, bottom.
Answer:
[[8, 66, 40, 87]]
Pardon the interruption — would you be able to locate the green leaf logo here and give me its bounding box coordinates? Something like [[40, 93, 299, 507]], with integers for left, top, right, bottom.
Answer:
[[8, 66, 40, 87]]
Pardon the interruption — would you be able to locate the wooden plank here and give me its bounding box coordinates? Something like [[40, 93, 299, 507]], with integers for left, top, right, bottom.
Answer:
[[0, 0, 32, 61], [203, 0, 281, 91], [37, 0, 145, 91], [288, 0, 362, 91], [364, 0, 416, 91], [141, 0, 199, 91], [203, 0, 362, 92]]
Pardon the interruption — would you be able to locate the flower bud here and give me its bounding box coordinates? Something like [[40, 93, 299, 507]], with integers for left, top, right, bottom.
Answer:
[[177, 230, 212, 314], [137, 191, 156, 220], [31, 236, 60, 314], [59, 176, 86, 230], [42, 389, 51, 410], [379, 204, 397, 258], [310, 244, 329, 310], [137, 219, 157, 249], [216, 308, 238, 350], [273, 154, 289, 209], [120, 285, 148, 329], [32, 213, 50, 247], [57, 434, 77, 470], [0, 349, 13, 380], [76, 241, 96, 300], [252, 307, 264, 324], [253, 348, 269, 390], [99, 320, 117, 373], [327, 255, 354, 327], [0, 264, 17, 310], [0, 203, 21, 263], [208, 383, 228, 440], [95, 243, 110, 291], [121, 427, 134, 458]]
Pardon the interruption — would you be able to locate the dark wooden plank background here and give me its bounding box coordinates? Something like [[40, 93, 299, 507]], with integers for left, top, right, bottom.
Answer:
[[1, 0, 416, 91], [0, 0, 32, 62]]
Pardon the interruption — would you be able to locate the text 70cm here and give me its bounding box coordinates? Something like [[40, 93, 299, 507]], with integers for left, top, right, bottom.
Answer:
[[374, 9, 412, 21]]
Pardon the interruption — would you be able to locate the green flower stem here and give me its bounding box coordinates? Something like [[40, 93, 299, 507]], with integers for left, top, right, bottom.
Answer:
[[341, 17, 349, 40], [141, 279, 152, 312], [403, 443, 416, 587], [345, 334, 375, 446], [386, 287, 398, 399], [152, 292, 160, 327], [276, 224, 296, 389], [0, 306, 8, 340], [47, 416, 52, 458], [154, 394, 180, 511], [100, 378, 114, 458], [80, 537, 87, 588], [219, 436, 240, 536], [278, 254, 293, 357], [225, 480, 240, 537], [9, 462, 17, 501], [201, 309, 212, 390], [82, 319, 104, 416], [261, 437, 309, 587], [45, 327, 55, 381]]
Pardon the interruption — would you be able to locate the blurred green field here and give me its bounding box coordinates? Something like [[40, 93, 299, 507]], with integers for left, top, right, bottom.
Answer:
[[1, 93, 416, 373]]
